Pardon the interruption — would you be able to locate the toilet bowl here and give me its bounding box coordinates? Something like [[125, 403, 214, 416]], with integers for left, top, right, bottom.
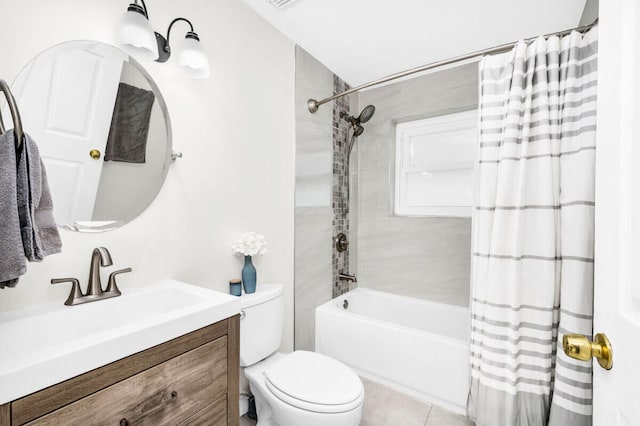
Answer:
[[240, 285, 364, 426]]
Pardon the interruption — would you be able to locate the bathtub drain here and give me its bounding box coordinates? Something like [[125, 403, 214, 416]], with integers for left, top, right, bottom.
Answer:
[[343, 300, 349, 309]]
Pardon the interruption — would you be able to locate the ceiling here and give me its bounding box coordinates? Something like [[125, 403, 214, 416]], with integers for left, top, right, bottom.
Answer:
[[241, 0, 588, 87]]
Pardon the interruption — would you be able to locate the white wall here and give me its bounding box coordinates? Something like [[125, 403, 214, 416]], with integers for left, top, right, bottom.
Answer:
[[0, 0, 296, 351]]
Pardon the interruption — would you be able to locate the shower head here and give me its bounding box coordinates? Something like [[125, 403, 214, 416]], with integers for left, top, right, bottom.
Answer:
[[340, 104, 376, 137], [358, 105, 375, 124]]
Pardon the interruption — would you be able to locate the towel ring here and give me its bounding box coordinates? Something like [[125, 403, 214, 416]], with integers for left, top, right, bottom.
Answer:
[[0, 79, 24, 150]]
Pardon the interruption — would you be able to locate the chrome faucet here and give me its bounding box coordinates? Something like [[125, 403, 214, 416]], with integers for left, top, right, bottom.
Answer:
[[338, 273, 357, 283], [51, 247, 132, 306]]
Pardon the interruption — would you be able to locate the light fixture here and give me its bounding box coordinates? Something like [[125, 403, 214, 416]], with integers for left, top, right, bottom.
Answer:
[[159, 19, 210, 79], [117, 0, 210, 79], [117, 2, 158, 60]]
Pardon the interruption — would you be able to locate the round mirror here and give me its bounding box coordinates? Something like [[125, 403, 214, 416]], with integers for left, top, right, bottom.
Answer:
[[10, 40, 172, 232]]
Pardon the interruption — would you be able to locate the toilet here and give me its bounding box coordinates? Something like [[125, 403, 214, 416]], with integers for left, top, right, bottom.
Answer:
[[240, 284, 364, 426]]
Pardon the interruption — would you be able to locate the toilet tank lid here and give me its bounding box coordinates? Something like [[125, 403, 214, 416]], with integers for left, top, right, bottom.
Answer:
[[240, 284, 283, 308]]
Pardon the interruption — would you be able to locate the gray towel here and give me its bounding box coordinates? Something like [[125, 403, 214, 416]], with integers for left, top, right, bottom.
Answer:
[[104, 83, 155, 163], [0, 130, 26, 287], [34, 161, 62, 256], [16, 132, 62, 261]]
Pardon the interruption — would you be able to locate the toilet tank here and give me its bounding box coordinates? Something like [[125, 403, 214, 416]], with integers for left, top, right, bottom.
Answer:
[[239, 284, 284, 367]]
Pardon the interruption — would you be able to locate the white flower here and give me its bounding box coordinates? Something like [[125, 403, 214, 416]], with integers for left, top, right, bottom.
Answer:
[[232, 232, 267, 257]]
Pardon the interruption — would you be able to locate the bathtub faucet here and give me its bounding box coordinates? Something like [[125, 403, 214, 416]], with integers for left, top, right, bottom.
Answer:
[[338, 273, 357, 283]]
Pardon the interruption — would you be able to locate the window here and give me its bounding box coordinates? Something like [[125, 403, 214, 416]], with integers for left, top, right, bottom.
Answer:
[[394, 110, 478, 217]]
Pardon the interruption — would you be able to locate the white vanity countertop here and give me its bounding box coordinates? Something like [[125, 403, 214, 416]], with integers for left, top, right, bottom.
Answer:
[[0, 279, 241, 405]]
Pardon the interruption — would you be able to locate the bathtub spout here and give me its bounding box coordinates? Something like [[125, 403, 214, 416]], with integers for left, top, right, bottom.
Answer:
[[338, 273, 357, 283]]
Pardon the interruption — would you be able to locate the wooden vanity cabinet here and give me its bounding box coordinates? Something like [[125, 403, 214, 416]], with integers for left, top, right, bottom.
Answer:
[[0, 315, 240, 426]]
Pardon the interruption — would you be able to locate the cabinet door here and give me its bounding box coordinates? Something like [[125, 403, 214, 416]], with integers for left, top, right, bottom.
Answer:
[[177, 395, 227, 426], [26, 337, 227, 426]]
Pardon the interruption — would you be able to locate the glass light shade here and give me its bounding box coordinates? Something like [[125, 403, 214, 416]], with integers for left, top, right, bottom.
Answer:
[[117, 10, 159, 61], [176, 37, 210, 79]]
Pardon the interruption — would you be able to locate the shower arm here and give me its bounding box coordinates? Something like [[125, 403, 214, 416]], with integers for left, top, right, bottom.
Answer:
[[307, 18, 599, 113]]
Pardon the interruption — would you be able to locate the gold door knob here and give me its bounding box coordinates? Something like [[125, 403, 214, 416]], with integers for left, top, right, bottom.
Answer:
[[89, 149, 101, 160], [562, 333, 613, 370]]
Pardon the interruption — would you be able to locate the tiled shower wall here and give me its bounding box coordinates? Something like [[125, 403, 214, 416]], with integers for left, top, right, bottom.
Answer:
[[295, 48, 476, 353], [294, 47, 355, 350], [294, 47, 333, 351], [357, 63, 476, 306], [332, 75, 353, 297]]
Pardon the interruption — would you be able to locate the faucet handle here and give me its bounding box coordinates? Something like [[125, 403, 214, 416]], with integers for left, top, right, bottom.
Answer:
[[105, 268, 132, 296], [51, 278, 83, 306]]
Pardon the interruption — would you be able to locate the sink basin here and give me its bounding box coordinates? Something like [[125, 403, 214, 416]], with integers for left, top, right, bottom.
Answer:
[[0, 279, 240, 405]]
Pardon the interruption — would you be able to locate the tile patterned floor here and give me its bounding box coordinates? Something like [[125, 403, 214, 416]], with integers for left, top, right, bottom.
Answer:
[[240, 376, 475, 426], [240, 413, 256, 426]]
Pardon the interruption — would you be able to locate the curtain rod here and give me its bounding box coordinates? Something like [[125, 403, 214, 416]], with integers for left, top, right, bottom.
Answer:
[[307, 19, 598, 113]]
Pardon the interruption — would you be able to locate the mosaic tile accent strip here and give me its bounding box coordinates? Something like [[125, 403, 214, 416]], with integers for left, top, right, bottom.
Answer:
[[332, 75, 351, 297]]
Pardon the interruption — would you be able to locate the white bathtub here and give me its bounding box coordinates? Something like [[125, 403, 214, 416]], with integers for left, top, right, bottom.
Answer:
[[315, 288, 470, 414]]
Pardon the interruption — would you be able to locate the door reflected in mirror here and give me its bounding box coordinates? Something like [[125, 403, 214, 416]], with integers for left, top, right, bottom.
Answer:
[[9, 40, 172, 232]]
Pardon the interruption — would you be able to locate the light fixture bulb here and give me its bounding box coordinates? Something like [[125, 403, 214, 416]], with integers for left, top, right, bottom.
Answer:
[[176, 32, 210, 79], [117, 4, 159, 61]]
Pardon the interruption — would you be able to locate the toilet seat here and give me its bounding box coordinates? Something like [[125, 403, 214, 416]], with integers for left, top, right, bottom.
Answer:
[[264, 351, 364, 414]]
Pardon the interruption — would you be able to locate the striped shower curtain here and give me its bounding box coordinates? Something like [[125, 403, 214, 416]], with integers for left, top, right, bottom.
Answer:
[[467, 27, 598, 426]]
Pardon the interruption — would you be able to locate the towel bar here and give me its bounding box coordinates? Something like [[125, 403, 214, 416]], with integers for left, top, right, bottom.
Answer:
[[0, 79, 24, 149]]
